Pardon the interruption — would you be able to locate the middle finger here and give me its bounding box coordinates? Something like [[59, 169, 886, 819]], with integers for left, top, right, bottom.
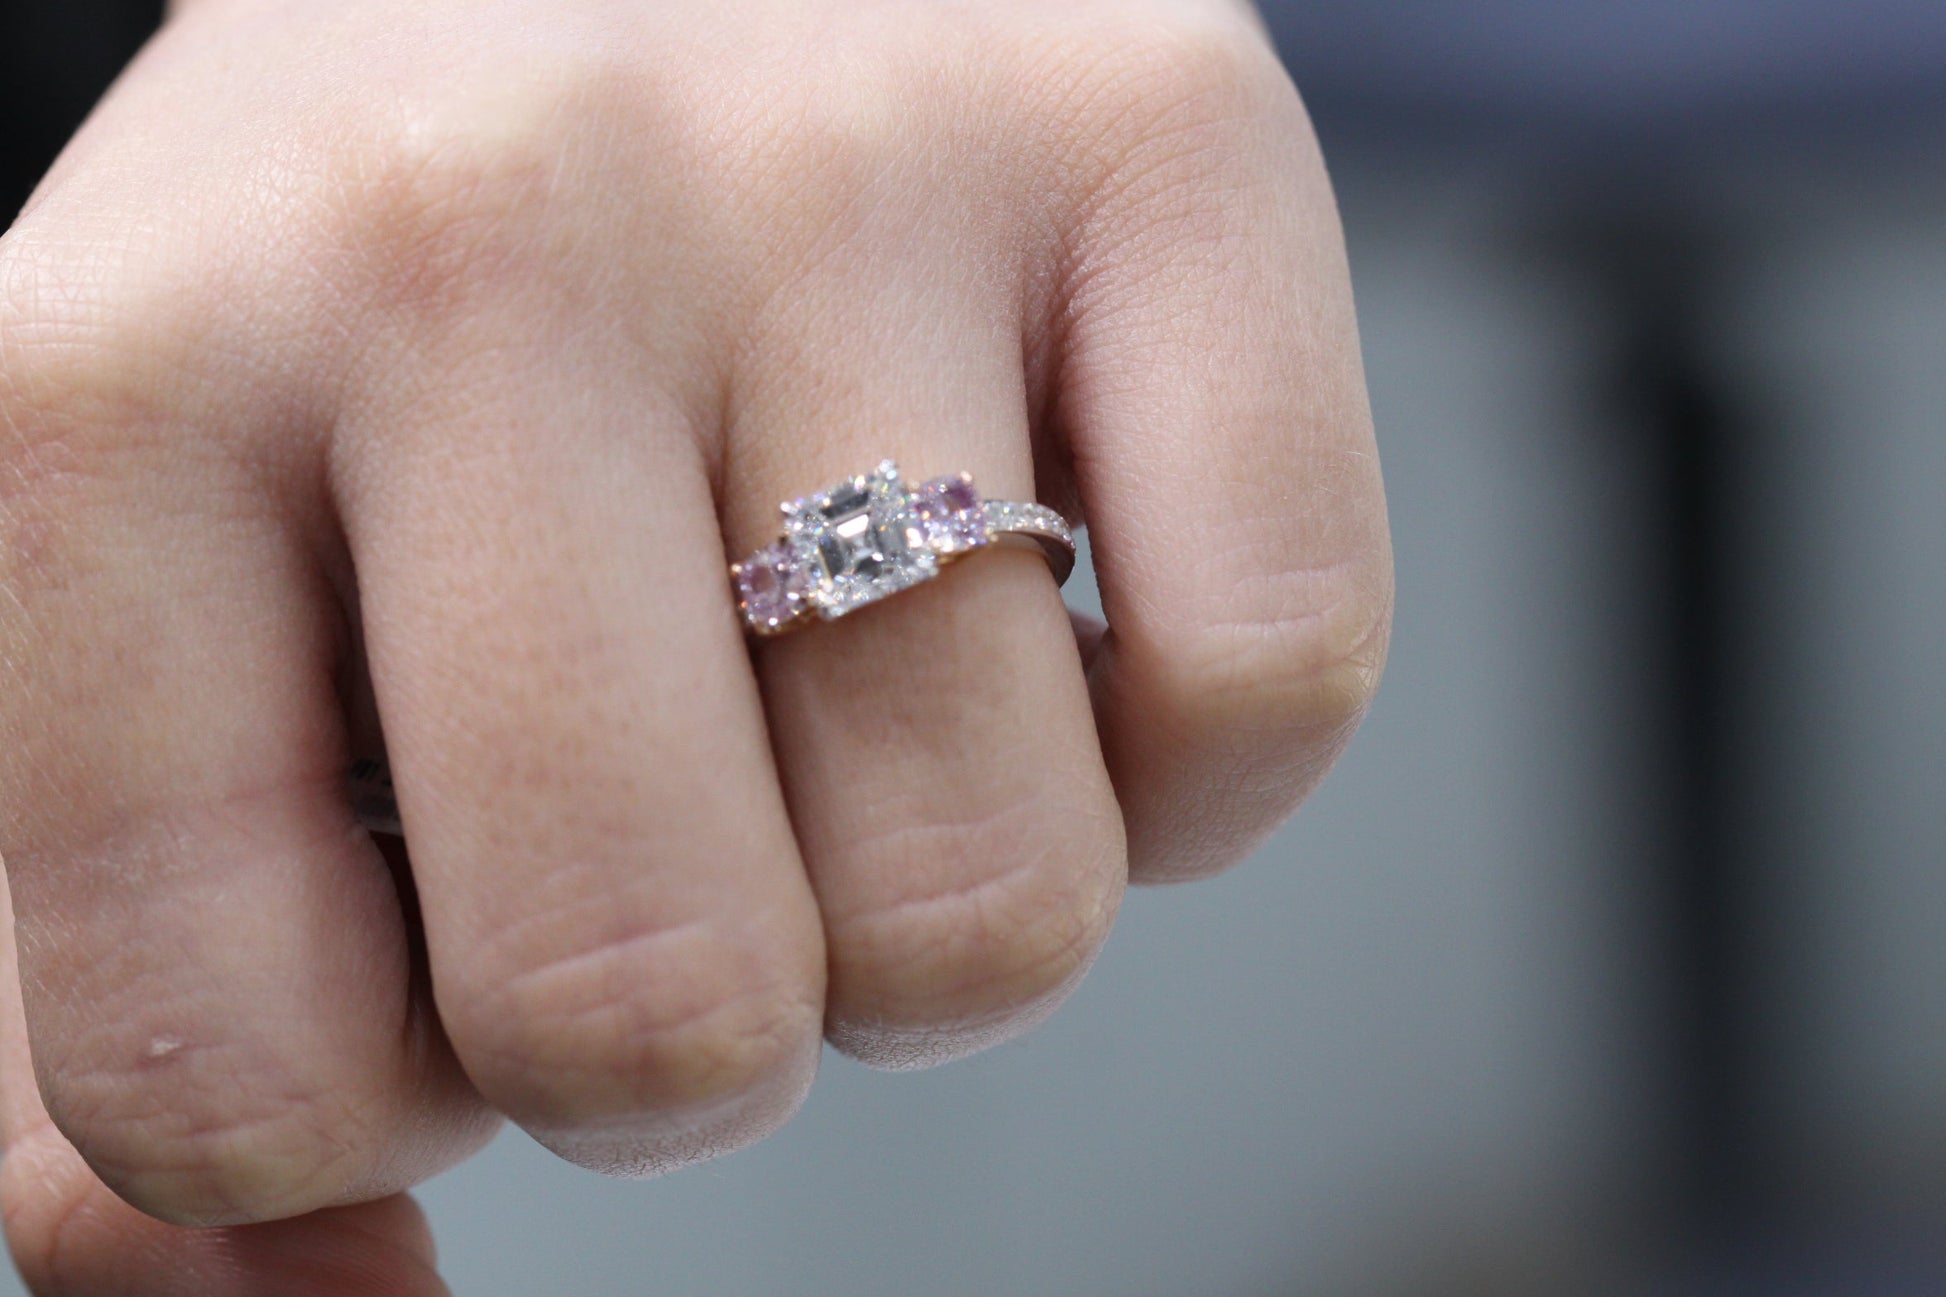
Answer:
[[338, 319, 827, 1175], [724, 253, 1126, 1069]]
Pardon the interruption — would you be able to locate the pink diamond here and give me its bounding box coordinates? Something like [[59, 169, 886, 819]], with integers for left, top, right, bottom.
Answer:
[[915, 473, 987, 553], [735, 541, 807, 629]]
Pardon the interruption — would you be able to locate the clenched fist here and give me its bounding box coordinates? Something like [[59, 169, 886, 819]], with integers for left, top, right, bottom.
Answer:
[[0, 0, 1392, 1290]]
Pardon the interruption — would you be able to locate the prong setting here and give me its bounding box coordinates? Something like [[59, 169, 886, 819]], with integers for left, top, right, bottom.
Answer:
[[733, 461, 1071, 636]]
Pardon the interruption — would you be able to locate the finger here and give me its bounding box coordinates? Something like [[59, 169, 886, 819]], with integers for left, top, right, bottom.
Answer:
[[723, 223, 1125, 1068], [0, 363, 493, 1224], [338, 333, 827, 1175], [1069, 609, 1109, 672], [0, 875, 453, 1297], [1048, 35, 1394, 882]]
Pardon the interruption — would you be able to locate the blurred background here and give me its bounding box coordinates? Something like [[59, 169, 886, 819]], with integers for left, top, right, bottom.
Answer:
[[3, 2, 1942, 1293]]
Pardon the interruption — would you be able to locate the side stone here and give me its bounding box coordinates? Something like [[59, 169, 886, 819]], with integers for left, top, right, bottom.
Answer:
[[915, 472, 988, 553], [734, 540, 809, 632]]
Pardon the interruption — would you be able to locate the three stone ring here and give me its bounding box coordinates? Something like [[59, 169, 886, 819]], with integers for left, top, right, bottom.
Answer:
[[731, 460, 1075, 637], [350, 459, 1072, 834]]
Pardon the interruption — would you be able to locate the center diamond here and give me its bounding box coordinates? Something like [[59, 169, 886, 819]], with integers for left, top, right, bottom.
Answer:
[[784, 461, 937, 619]]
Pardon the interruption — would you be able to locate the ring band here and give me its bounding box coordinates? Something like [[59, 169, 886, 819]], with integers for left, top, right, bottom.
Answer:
[[731, 460, 1074, 637]]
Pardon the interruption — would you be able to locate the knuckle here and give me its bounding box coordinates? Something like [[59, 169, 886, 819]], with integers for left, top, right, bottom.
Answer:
[[0, 226, 250, 609], [699, 58, 927, 299], [1041, 10, 1287, 197], [330, 54, 670, 321], [41, 1044, 370, 1227], [334, 110, 560, 317], [447, 907, 822, 1130], [0, 229, 175, 441], [1106, 544, 1392, 885], [1174, 547, 1394, 739], [1094, 11, 1269, 109], [1118, 544, 1393, 881], [826, 780, 1125, 1067], [718, 75, 891, 207], [0, 1126, 121, 1295]]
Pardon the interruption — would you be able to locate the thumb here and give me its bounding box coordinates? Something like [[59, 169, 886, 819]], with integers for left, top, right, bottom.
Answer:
[[0, 862, 454, 1297]]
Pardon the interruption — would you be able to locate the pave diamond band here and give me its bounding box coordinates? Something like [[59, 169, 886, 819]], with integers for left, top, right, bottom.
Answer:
[[732, 461, 1075, 637]]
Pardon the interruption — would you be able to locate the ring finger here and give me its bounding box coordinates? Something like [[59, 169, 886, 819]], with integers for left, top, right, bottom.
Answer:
[[724, 254, 1125, 1069]]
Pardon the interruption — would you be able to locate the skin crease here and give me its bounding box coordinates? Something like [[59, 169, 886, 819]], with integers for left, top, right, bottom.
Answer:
[[0, 0, 1392, 1289]]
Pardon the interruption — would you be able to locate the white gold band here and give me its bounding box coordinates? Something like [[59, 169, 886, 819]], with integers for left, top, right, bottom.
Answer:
[[980, 501, 1077, 585]]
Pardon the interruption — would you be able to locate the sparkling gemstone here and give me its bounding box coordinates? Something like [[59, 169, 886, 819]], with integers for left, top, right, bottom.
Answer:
[[735, 541, 807, 629], [783, 461, 938, 618], [915, 473, 988, 553], [813, 482, 906, 582]]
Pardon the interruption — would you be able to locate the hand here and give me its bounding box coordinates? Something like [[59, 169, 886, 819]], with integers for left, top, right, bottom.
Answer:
[[0, 0, 1392, 1289]]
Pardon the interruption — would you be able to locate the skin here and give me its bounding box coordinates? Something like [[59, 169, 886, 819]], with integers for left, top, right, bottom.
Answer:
[[0, 0, 1393, 1289]]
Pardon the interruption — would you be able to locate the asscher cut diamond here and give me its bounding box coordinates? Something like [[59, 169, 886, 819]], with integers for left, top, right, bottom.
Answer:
[[785, 461, 939, 619]]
